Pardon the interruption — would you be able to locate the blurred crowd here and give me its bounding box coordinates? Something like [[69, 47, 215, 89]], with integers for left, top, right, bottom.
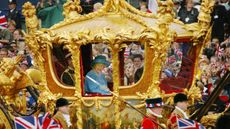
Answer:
[[198, 37, 230, 103]]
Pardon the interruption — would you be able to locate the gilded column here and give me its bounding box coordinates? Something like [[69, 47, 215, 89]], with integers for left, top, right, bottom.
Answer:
[[147, 0, 176, 98], [64, 39, 83, 128], [110, 44, 121, 129], [73, 47, 83, 129]]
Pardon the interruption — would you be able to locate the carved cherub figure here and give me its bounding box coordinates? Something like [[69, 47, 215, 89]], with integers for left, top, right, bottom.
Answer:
[[22, 2, 39, 33]]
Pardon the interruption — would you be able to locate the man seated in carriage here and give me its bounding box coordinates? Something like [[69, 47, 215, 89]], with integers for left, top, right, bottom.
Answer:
[[61, 53, 75, 86], [84, 55, 111, 95]]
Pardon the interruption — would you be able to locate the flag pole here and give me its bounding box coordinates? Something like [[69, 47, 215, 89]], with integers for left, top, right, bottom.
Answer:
[[103, 88, 167, 129]]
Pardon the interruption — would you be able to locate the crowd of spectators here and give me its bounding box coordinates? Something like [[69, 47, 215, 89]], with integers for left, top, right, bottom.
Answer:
[[198, 37, 230, 109]]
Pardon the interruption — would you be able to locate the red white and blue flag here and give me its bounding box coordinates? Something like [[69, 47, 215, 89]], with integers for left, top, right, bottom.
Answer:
[[14, 115, 38, 129], [15, 112, 62, 129], [38, 112, 62, 129], [0, 11, 8, 29], [177, 118, 206, 129]]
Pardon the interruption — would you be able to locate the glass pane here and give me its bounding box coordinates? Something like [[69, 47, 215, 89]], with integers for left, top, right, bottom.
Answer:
[[122, 42, 144, 86], [52, 44, 74, 86], [160, 42, 195, 93], [84, 43, 113, 96]]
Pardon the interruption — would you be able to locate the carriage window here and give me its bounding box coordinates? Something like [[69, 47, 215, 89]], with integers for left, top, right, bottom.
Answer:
[[121, 42, 144, 86], [82, 43, 113, 96], [52, 45, 74, 86], [160, 42, 195, 93], [52, 43, 113, 95]]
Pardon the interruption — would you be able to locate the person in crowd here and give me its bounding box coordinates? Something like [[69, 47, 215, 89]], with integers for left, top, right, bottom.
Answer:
[[141, 97, 164, 129], [61, 53, 75, 86], [7, 0, 21, 29], [84, 55, 111, 95], [139, 1, 148, 12], [130, 43, 143, 55], [211, 0, 227, 42], [0, 27, 13, 44], [124, 62, 135, 85], [0, 48, 8, 60], [37, 0, 66, 28], [53, 98, 72, 129], [133, 54, 144, 83], [161, 69, 174, 80], [13, 29, 25, 55], [167, 93, 189, 128], [177, 0, 199, 24], [8, 43, 17, 57], [19, 60, 29, 71], [173, 0, 181, 18], [220, 0, 230, 10], [7, 20, 16, 34], [193, 0, 201, 12], [36, 0, 55, 12]]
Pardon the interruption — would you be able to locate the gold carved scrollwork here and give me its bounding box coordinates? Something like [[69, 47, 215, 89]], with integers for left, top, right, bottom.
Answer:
[[63, 0, 82, 20], [185, 0, 215, 102], [25, 30, 58, 113]]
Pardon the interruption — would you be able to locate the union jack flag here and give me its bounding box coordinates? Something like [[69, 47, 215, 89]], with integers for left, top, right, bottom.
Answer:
[[14, 115, 38, 129], [15, 113, 62, 129], [0, 11, 7, 29], [215, 46, 224, 57], [38, 112, 62, 129], [177, 118, 206, 129]]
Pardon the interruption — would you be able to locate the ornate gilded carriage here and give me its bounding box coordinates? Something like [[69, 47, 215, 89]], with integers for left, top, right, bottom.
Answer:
[[0, 0, 219, 128]]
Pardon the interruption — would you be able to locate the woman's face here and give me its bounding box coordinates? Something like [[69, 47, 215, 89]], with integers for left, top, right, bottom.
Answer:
[[8, 24, 15, 33], [125, 63, 134, 77], [13, 30, 22, 40], [95, 64, 106, 72]]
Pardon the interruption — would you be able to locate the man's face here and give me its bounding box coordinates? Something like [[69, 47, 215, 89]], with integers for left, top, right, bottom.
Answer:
[[68, 58, 74, 69], [8, 3, 16, 10], [133, 57, 142, 68], [0, 50, 8, 59], [186, 1, 194, 8], [8, 24, 16, 33], [152, 107, 163, 114], [177, 101, 189, 111], [58, 105, 69, 114]]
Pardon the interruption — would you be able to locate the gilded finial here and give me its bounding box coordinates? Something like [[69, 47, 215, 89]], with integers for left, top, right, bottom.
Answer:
[[22, 2, 39, 33]]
